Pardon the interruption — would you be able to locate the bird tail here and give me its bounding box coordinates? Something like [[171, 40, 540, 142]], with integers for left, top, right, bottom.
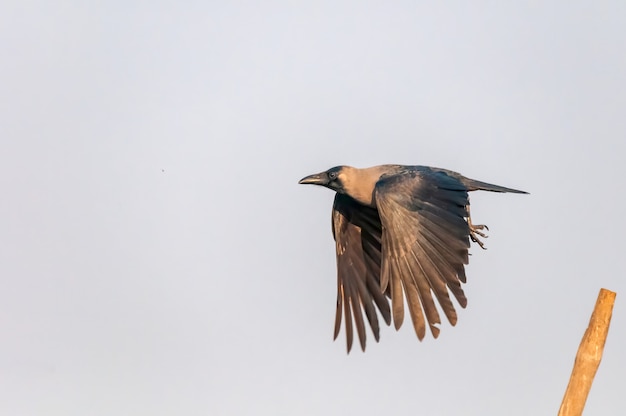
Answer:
[[463, 179, 528, 194]]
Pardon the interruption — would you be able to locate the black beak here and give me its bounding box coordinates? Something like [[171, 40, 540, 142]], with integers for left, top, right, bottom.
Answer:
[[298, 172, 328, 185]]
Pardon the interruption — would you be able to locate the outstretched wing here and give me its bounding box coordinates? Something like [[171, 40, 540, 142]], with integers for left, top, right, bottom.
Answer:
[[374, 169, 470, 340], [331, 193, 391, 352]]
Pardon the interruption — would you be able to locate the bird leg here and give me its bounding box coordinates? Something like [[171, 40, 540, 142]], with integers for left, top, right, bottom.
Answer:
[[467, 206, 489, 250]]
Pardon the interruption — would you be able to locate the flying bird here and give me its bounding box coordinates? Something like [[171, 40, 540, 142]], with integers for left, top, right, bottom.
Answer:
[[299, 164, 527, 352]]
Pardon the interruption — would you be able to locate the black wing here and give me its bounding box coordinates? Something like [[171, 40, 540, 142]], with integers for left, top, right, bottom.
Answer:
[[331, 193, 391, 352], [374, 169, 470, 340]]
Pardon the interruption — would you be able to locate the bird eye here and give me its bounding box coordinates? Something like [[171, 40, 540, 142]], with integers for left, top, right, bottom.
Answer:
[[328, 172, 338, 180]]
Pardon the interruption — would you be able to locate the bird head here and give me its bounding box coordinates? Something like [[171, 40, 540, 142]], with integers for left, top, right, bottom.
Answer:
[[298, 166, 345, 193]]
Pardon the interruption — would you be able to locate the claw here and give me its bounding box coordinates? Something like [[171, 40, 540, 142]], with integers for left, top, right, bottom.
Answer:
[[470, 231, 488, 249], [467, 207, 489, 250], [471, 227, 489, 239]]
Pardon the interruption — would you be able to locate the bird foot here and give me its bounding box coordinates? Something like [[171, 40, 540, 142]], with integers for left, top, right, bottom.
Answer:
[[469, 222, 489, 250]]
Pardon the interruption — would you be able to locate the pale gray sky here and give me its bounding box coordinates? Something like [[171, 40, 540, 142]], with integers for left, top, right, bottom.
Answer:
[[1, 2, 625, 415]]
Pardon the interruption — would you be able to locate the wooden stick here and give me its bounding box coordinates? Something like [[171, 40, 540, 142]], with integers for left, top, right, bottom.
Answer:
[[558, 288, 616, 416]]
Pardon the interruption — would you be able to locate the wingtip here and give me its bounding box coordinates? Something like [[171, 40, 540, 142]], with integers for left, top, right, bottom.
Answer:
[[430, 325, 441, 339], [393, 316, 403, 331]]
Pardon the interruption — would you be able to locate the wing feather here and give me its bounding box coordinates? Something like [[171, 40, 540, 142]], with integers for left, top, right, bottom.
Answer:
[[375, 168, 472, 341], [333, 286, 343, 340], [331, 194, 390, 352], [398, 256, 427, 339], [389, 257, 405, 330], [343, 283, 354, 352]]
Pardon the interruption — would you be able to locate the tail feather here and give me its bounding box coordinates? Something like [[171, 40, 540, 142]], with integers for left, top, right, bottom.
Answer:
[[463, 179, 528, 194]]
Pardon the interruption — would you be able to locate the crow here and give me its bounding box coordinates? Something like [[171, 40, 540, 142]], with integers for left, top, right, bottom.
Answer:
[[299, 165, 527, 352]]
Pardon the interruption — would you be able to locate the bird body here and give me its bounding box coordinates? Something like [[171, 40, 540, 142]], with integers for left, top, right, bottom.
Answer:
[[299, 165, 527, 352]]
